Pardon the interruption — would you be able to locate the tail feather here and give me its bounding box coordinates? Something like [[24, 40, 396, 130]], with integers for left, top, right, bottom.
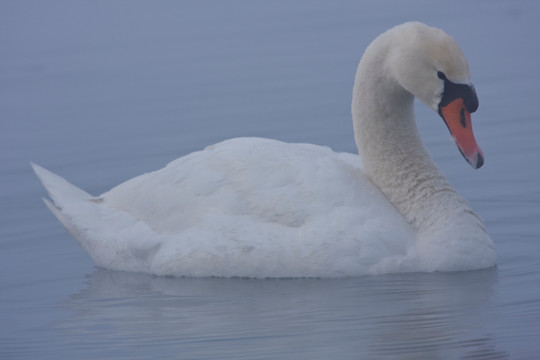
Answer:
[[31, 162, 101, 254], [31, 162, 94, 206], [31, 162, 161, 273]]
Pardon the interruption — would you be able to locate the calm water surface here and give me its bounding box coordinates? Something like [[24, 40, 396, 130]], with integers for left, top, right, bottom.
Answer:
[[2, 1, 539, 359]]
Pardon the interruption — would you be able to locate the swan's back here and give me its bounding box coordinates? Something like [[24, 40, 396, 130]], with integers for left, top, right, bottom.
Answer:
[[105, 139, 393, 231]]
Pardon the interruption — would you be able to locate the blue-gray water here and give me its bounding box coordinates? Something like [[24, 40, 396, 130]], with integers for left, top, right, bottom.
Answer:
[[2, 1, 539, 359]]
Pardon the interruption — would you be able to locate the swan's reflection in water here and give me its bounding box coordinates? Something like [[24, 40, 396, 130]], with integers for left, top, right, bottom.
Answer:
[[55, 268, 508, 359]]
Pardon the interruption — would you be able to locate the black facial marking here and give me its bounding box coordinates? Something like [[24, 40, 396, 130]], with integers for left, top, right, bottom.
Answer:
[[437, 73, 479, 114], [459, 107, 466, 128]]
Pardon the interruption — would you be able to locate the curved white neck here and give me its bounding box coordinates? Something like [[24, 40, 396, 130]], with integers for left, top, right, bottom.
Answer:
[[351, 52, 469, 233]]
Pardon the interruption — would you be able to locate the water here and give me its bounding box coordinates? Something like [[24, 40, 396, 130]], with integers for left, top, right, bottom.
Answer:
[[1, 1, 539, 358]]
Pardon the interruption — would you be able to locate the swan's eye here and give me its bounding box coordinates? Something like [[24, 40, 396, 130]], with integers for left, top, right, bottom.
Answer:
[[437, 71, 447, 80]]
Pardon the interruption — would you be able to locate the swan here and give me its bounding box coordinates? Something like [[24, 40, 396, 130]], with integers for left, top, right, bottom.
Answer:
[[33, 22, 496, 278]]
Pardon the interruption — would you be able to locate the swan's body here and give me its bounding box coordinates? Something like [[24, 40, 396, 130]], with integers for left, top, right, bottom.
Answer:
[[33, 22, 496, 277]]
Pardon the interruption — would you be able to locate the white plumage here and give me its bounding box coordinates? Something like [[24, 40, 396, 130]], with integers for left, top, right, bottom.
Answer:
[[33, 22, 496, 277]]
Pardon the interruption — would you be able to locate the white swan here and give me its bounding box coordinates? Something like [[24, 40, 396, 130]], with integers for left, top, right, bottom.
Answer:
[[33, 22, 496, 278]]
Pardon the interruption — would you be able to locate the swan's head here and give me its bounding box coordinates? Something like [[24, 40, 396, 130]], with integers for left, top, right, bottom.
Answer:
[[387, 22, 484, 169]]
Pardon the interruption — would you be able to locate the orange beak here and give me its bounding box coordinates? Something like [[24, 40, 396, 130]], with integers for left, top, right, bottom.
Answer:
[[439, 98, 484, 169]]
